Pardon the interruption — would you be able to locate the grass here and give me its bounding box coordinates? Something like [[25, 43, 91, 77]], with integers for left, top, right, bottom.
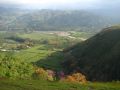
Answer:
[[70, 31, 93, 39], [35, 51, 64, 71], [18, 32, 60, 40], [0, 79, 120, 90], [14, 45, 55, 62], [13, 45, 64, 70]]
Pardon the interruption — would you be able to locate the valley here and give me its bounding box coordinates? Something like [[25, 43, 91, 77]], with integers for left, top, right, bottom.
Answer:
[[0, 31, 91, 71], [0, 28, 120, 90], [0, 4, 120, 90]]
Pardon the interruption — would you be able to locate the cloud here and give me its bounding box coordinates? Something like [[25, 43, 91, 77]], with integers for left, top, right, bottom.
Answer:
[[0, 0, 120, 10], [0, 0, 97, 4]]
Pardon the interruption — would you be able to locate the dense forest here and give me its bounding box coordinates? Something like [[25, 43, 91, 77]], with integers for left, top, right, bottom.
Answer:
[[63, 26, 120, 81]]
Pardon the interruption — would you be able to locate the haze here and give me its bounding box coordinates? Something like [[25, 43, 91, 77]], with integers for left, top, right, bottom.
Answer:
[[0, 0, 120, 10]]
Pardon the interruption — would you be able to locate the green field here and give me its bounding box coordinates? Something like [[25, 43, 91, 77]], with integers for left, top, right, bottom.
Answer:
[[0, 80, 120, 90], [14, 45, 64, 71]]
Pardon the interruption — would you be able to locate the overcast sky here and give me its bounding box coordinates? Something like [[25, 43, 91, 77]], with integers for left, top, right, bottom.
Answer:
[[0, 0, 120, 10]]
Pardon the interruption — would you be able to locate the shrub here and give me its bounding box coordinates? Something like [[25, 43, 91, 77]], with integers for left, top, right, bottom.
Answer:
[[34, 68, 48, 80], [63, 73, 87, 84], [34, 68, 55, 81]]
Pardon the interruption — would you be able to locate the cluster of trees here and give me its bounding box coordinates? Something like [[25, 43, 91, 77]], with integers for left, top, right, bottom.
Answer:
[[33, 68, 55, 81], [0, 54, 34, 79], [5, 36, 34, 50], [7, 35, 78, 49]]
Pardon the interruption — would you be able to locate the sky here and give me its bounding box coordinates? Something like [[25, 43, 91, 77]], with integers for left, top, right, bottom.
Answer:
[[0, 0, 120, 10]]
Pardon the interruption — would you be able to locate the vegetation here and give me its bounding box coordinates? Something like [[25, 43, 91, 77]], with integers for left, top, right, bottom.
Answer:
[[0, 8, 111, 32], [0, 31, 91, 79], [0, 25, 120, 89], [63, 26, 120, 81], [0, 8, 120, 89], [0, 79, 120, 90], [0, 53, 34, 79], [63, 73, 87, 84]]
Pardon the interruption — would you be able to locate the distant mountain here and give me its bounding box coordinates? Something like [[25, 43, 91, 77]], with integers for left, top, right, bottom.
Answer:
[[63, 26, 120, 81], [91, 9, 120, 25], [0, 8, 112, 32], [0, 7, 28, 31]]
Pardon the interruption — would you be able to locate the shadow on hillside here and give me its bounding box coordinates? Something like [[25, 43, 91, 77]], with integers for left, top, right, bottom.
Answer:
[[33, 51, 65, 71]]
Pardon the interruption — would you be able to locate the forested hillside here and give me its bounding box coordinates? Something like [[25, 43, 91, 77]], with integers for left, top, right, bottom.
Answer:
[[0, 8, 112, 32], [63, 26, 120, 81]]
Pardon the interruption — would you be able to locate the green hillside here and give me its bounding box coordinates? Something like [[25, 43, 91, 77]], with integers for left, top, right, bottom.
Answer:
[[63, 26, 120, 81], [0, 8, 110, 32]]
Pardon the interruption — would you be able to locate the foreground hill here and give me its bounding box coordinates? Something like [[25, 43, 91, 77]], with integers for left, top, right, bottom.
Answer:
[[63, 26, 120, 81]]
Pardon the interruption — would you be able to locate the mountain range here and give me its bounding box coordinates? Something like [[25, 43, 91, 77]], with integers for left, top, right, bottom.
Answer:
[[0, 7, 119, 32]]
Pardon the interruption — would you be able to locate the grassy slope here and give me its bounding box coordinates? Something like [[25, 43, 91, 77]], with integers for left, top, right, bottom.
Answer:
[[14, 45, 64, 70], [14, 45, 55, 62], [0, 80, 120, 90]]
